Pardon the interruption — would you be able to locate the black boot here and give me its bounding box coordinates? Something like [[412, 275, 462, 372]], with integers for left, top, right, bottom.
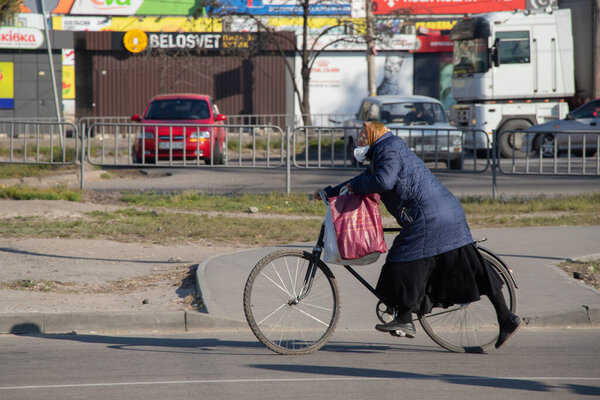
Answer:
[[495, 314, 522, 348], [375, 308, 416, 338]]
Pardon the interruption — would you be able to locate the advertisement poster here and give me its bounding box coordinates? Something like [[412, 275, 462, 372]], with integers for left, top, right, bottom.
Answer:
[[44, 0, 350, 16], [373, 0, 526, 15], [0, 62, 15, 109], [62, 49, 75, 100], [296, 52, 413, 117], [221, 0, 351, 15]]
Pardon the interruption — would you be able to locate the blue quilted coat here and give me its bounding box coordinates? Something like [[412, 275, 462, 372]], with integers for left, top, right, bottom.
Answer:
[[324, 132, 473, 262]]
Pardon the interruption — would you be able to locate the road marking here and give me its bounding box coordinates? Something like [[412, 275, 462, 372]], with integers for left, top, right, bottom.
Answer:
[[2, 376, 600, 390]]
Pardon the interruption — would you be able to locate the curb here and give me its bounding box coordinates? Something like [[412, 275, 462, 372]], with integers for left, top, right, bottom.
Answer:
[[523, 305, 600, 329], [0, 311, 247, 335]]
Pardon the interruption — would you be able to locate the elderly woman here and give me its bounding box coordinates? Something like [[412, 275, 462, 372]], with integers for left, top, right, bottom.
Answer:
[[314, 121, 521, 348]]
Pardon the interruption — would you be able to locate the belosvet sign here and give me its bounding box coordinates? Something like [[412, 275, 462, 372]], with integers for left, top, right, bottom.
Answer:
[[0, 27, 44, 49], [123, 30, 259, 53]]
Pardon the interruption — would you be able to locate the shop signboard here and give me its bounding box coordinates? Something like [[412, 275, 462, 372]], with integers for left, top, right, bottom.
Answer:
[[302, 34, 418, 51], [49, 0, 350, 15], [0, 62, 15, 109], [220, 0, 351, 15], [0, 27, 44, 49], [122, 31, 263, 52], [372, 0, 527, 15]]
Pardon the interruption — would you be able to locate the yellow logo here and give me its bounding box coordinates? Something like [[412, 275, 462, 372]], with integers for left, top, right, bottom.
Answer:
[[123, 29, 148, 53]]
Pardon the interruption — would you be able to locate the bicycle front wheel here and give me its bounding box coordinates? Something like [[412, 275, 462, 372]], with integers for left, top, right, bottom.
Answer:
[[418, 248, 517, 353], [243, 249, 340, 355]]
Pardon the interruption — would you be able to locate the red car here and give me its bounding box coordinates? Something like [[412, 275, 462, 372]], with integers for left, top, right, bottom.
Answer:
[[132, 94, 227, 164]]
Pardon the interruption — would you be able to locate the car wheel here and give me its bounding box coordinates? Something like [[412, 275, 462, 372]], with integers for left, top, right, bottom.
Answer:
[[572, 149, 596, 158], [498, 120, 533, 158], [539, 134, 556, 158], [448, 157, 463, 170], [132, 151, 141, 164]]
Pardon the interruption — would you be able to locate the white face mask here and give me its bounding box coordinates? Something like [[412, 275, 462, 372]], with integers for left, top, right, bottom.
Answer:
[[353, 145, 370, 163]]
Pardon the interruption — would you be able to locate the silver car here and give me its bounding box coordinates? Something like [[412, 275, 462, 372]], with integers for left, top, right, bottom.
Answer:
[[344, 95, 464, 169], [525, 99, 600, 158]]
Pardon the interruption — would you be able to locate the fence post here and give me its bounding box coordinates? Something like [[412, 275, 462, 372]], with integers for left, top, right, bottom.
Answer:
[[80, 123, 85, 190], [286, 126, 291, 195], [492, 130, 497, 200]]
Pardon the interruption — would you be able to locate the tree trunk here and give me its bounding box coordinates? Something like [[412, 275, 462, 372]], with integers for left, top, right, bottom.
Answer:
[[594, 0, 600, 98], [301, 0, 311, 126], [365, 0, 376, 97]]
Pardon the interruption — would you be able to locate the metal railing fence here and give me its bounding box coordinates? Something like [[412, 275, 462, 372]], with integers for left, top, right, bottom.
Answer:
[[0, 121, 79, 165], [1, 117, 599, 195], [85, 122, 285, 168]]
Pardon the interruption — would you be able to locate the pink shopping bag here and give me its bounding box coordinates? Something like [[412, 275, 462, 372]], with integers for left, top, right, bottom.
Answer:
[[328, 193, 388, 261]]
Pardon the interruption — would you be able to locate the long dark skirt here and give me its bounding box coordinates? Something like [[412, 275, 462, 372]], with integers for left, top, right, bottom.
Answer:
[[375, 243, 504, 315]]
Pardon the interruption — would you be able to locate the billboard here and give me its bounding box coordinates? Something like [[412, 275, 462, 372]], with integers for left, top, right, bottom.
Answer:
[[372, 0, 527, 15], [0, 62, 15, 109], [44, 0, 351, 15], [296, 52, 414, 116]]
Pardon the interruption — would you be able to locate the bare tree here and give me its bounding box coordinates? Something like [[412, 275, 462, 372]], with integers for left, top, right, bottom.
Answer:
[[0, 0, 23, 24], [196, 0, 397, 125]]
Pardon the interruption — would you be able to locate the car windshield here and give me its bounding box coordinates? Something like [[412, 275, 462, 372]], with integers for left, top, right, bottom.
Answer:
[[379, 102, 448, 125], [570, 100, 600, 119], [144, 99, 210, 120], [452, 38, 490, 76]]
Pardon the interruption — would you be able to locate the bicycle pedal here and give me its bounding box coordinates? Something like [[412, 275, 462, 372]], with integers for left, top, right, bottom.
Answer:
[[390, 330, 406, 337]]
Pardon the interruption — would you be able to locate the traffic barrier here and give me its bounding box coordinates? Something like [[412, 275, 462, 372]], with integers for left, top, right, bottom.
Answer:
[[85, 122, 285, 168], [0, 120, 79, 165], [498, 130, 600, 176]]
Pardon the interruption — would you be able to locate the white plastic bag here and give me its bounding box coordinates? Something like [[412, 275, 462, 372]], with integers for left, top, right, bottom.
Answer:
[[322, 205, 343, 264]]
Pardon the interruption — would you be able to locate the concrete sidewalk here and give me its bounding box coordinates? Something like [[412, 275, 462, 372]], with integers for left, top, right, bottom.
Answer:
[[1, 226, 599, 335]]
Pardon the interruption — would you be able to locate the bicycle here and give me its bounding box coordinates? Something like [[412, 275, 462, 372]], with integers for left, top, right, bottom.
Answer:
[[243, 195, 518, 355]]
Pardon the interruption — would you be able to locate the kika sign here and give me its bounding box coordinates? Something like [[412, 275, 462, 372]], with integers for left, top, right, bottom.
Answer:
[[0, 27, 44, 49]]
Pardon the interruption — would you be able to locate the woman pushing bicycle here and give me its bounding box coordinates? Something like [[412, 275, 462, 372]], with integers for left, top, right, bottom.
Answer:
[[314, 121, 521, 349]]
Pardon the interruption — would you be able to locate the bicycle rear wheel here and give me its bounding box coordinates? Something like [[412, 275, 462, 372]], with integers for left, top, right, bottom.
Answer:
[[418, 247, 517, 353], [243, 249, 340, 355]]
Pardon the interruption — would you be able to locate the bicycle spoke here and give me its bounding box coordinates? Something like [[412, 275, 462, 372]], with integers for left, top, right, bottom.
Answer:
[[244, 250, 340, 355]]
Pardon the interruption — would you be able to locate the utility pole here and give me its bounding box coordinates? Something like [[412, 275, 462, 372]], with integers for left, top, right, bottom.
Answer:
[[594, 0, 600, 98], [365, 0, 376, 97]]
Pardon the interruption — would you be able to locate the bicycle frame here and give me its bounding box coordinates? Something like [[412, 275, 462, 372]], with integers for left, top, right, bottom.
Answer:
[[297, 222, 401, 303]]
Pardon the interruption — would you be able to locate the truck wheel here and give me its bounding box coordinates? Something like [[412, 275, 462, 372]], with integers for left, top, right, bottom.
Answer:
[[498, 120, 533, 158], [538, 134, 556, 158]]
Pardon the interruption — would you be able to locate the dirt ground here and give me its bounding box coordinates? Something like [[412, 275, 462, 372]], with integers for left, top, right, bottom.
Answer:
[[0, 198, 239, 314]]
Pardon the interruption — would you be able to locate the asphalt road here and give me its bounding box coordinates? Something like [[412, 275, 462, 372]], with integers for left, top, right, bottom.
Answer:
[[86, 165, 600, 198], [1, 329, 599, 400]]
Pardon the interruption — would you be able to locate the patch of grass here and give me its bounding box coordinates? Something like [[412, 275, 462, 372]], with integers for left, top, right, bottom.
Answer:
[[557, 259, 600, 290], [0, 164, 75, 179], [460, 193, 600, 228], [0, 146, 77, 163], [0, 185, 82, 201], [460, 193, 600, 214], [0, 279, 76, 293], [120, 191, 324, 215], [0, 209, 322, 246]]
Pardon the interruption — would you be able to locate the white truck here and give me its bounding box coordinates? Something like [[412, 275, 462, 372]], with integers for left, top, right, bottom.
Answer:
[[449, 9, 575, 158]]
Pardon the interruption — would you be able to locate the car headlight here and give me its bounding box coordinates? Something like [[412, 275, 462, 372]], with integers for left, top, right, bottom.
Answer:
[[190, 130, 211, 140]]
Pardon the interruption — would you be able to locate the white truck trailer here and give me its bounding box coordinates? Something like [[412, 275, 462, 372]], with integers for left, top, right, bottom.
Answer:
[[449, 9, 575, 158]]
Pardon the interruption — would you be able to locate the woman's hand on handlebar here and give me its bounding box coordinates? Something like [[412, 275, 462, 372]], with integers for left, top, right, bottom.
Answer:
[[313, 189, 326, 201]]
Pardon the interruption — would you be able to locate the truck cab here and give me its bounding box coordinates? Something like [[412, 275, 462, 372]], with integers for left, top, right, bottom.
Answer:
[[450, 9, 574, 158]]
